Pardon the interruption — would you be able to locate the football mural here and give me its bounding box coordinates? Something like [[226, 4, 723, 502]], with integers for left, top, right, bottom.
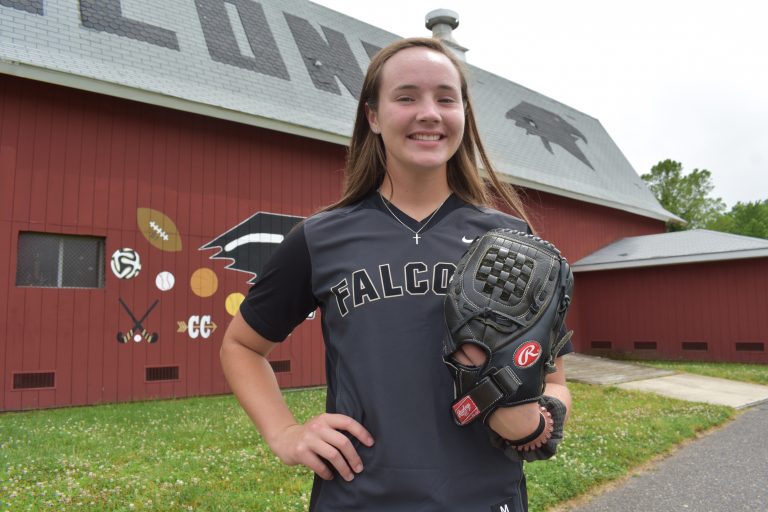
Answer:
[[137, 207, 183, 252]]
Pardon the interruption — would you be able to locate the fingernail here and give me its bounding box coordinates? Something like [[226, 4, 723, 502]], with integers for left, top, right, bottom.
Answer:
[[354, 464, 364, 473], [345, 474, 355, 482]]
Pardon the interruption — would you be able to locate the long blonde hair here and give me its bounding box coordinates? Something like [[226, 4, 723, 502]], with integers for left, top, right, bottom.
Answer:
[[325, 37, 529, 225]]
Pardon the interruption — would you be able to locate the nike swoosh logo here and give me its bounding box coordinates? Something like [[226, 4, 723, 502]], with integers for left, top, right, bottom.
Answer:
[[462, 236, 475, 244]]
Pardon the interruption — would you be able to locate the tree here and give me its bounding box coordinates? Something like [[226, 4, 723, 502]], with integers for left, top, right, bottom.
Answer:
[[641, 159, 726, 231], [706, 200, 768, 239]]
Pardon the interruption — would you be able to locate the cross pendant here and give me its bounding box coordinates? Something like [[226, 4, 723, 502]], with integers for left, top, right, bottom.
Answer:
[[413, 233, 421, 244]]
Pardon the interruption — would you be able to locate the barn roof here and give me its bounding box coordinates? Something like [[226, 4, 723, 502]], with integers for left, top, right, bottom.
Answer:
[[572, 229, 768, 271], [0, 0, 676, 222]]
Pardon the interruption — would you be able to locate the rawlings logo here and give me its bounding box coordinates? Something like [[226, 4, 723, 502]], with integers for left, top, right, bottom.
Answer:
[[452, 396, 480, 425], [514, 341, 542, 368]]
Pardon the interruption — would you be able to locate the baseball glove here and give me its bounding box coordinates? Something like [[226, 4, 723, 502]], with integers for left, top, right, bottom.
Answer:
[[443, 228, 573, 428]]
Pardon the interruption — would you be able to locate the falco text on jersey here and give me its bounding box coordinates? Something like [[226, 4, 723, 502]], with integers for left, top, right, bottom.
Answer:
[[330, 262, 456, 316]]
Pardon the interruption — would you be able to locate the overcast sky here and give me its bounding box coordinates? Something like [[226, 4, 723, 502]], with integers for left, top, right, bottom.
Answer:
[[312, 0, 768, 208]]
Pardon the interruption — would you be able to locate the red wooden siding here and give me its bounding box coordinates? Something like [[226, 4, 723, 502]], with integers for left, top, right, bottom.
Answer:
[[573, 258, 768, 363], [524, 190, 665, 263], [0, 75, 344, 411], [520, 191, 667, 354]]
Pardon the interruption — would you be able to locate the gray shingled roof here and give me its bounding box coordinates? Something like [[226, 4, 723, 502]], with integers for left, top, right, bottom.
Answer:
[[1, 0, 676, 222], [573, 230, 768, 271]]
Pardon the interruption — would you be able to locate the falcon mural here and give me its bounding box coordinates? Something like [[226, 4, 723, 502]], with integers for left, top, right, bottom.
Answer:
[[506, 101, 594, 170]]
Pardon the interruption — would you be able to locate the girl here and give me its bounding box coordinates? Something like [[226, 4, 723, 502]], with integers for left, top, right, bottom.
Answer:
[[221, 37, 571, 511]]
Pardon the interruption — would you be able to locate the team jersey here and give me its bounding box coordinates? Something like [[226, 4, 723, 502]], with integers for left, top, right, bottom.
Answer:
[[241, 191, 572, 512]]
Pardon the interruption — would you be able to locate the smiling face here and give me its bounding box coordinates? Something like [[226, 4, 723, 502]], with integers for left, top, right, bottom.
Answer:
[[366, 47, 465, 179]]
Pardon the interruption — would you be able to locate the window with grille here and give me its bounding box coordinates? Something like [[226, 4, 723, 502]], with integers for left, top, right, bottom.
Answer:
[[16, 232, 105, 288]]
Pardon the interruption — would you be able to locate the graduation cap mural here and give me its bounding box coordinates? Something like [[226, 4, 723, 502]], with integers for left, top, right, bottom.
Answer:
[[200, 212, 304, 283]]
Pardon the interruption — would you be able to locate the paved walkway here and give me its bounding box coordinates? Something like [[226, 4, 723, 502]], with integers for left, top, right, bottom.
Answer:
[[556, 353, 768, 511], [559, 403, 768, 512], [564, 353, 768, 409]]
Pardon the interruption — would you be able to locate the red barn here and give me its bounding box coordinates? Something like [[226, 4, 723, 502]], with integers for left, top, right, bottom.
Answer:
[[572, 230, 768, 363], [1, 0, 761, 411]]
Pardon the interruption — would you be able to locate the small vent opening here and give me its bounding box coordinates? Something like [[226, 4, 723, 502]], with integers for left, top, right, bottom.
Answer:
[[270, 360, 291, 373], [634, 341, 657, 350], [682, 342, 708, 351], [736, 342, 764, 352], [590, 341, 612, 349], [146, 366, 179, 381], [13, 372, 55, 390]]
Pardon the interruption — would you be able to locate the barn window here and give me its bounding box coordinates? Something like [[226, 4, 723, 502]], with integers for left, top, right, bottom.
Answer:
[[634, 341, 657, 350], [590, 341, 612, 349], [682, 341, 708, 351], [16, 232, 105, 288]]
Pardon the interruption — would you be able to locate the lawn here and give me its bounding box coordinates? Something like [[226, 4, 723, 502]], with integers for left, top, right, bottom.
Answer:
[[0, 381, 733, 512]]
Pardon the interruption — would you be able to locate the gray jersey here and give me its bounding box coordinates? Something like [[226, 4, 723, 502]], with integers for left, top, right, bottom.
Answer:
[[242, 193, 570, 511]]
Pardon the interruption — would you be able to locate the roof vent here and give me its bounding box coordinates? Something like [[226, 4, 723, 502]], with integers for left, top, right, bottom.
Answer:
[[425, 9, 468, 61]]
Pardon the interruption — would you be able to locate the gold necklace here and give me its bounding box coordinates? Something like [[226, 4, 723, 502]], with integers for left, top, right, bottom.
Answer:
[[379, 192, 449, 245]]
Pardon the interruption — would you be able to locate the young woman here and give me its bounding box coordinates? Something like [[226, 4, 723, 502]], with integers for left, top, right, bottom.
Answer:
[[221, 37, 572, 512]]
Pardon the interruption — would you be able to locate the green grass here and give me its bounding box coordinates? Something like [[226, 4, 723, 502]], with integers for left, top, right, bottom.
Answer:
[[637, 360, 768, 385], [1, 385, 733, 511]]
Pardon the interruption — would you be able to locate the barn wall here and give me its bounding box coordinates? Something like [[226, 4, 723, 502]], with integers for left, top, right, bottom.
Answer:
[[522, 190, 667, 352], [0, 74, 344, 411], [574, 258, 768, 363], [0, 73, 680, 411], [524, 190, 666, 263]]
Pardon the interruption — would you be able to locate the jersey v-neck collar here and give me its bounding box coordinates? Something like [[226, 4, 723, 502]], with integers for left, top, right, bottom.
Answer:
[[363, 191, 465, 233]]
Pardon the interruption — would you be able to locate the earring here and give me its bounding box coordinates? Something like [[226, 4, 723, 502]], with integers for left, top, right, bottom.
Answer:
[[371, 126, 380, 134]]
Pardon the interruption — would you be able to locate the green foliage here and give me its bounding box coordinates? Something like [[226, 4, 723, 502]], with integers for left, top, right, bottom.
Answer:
[[706, 199, 768, 239], [641, 159, 726, 230], [642, 159, 768, 239], [0, 386, 732, 512]]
